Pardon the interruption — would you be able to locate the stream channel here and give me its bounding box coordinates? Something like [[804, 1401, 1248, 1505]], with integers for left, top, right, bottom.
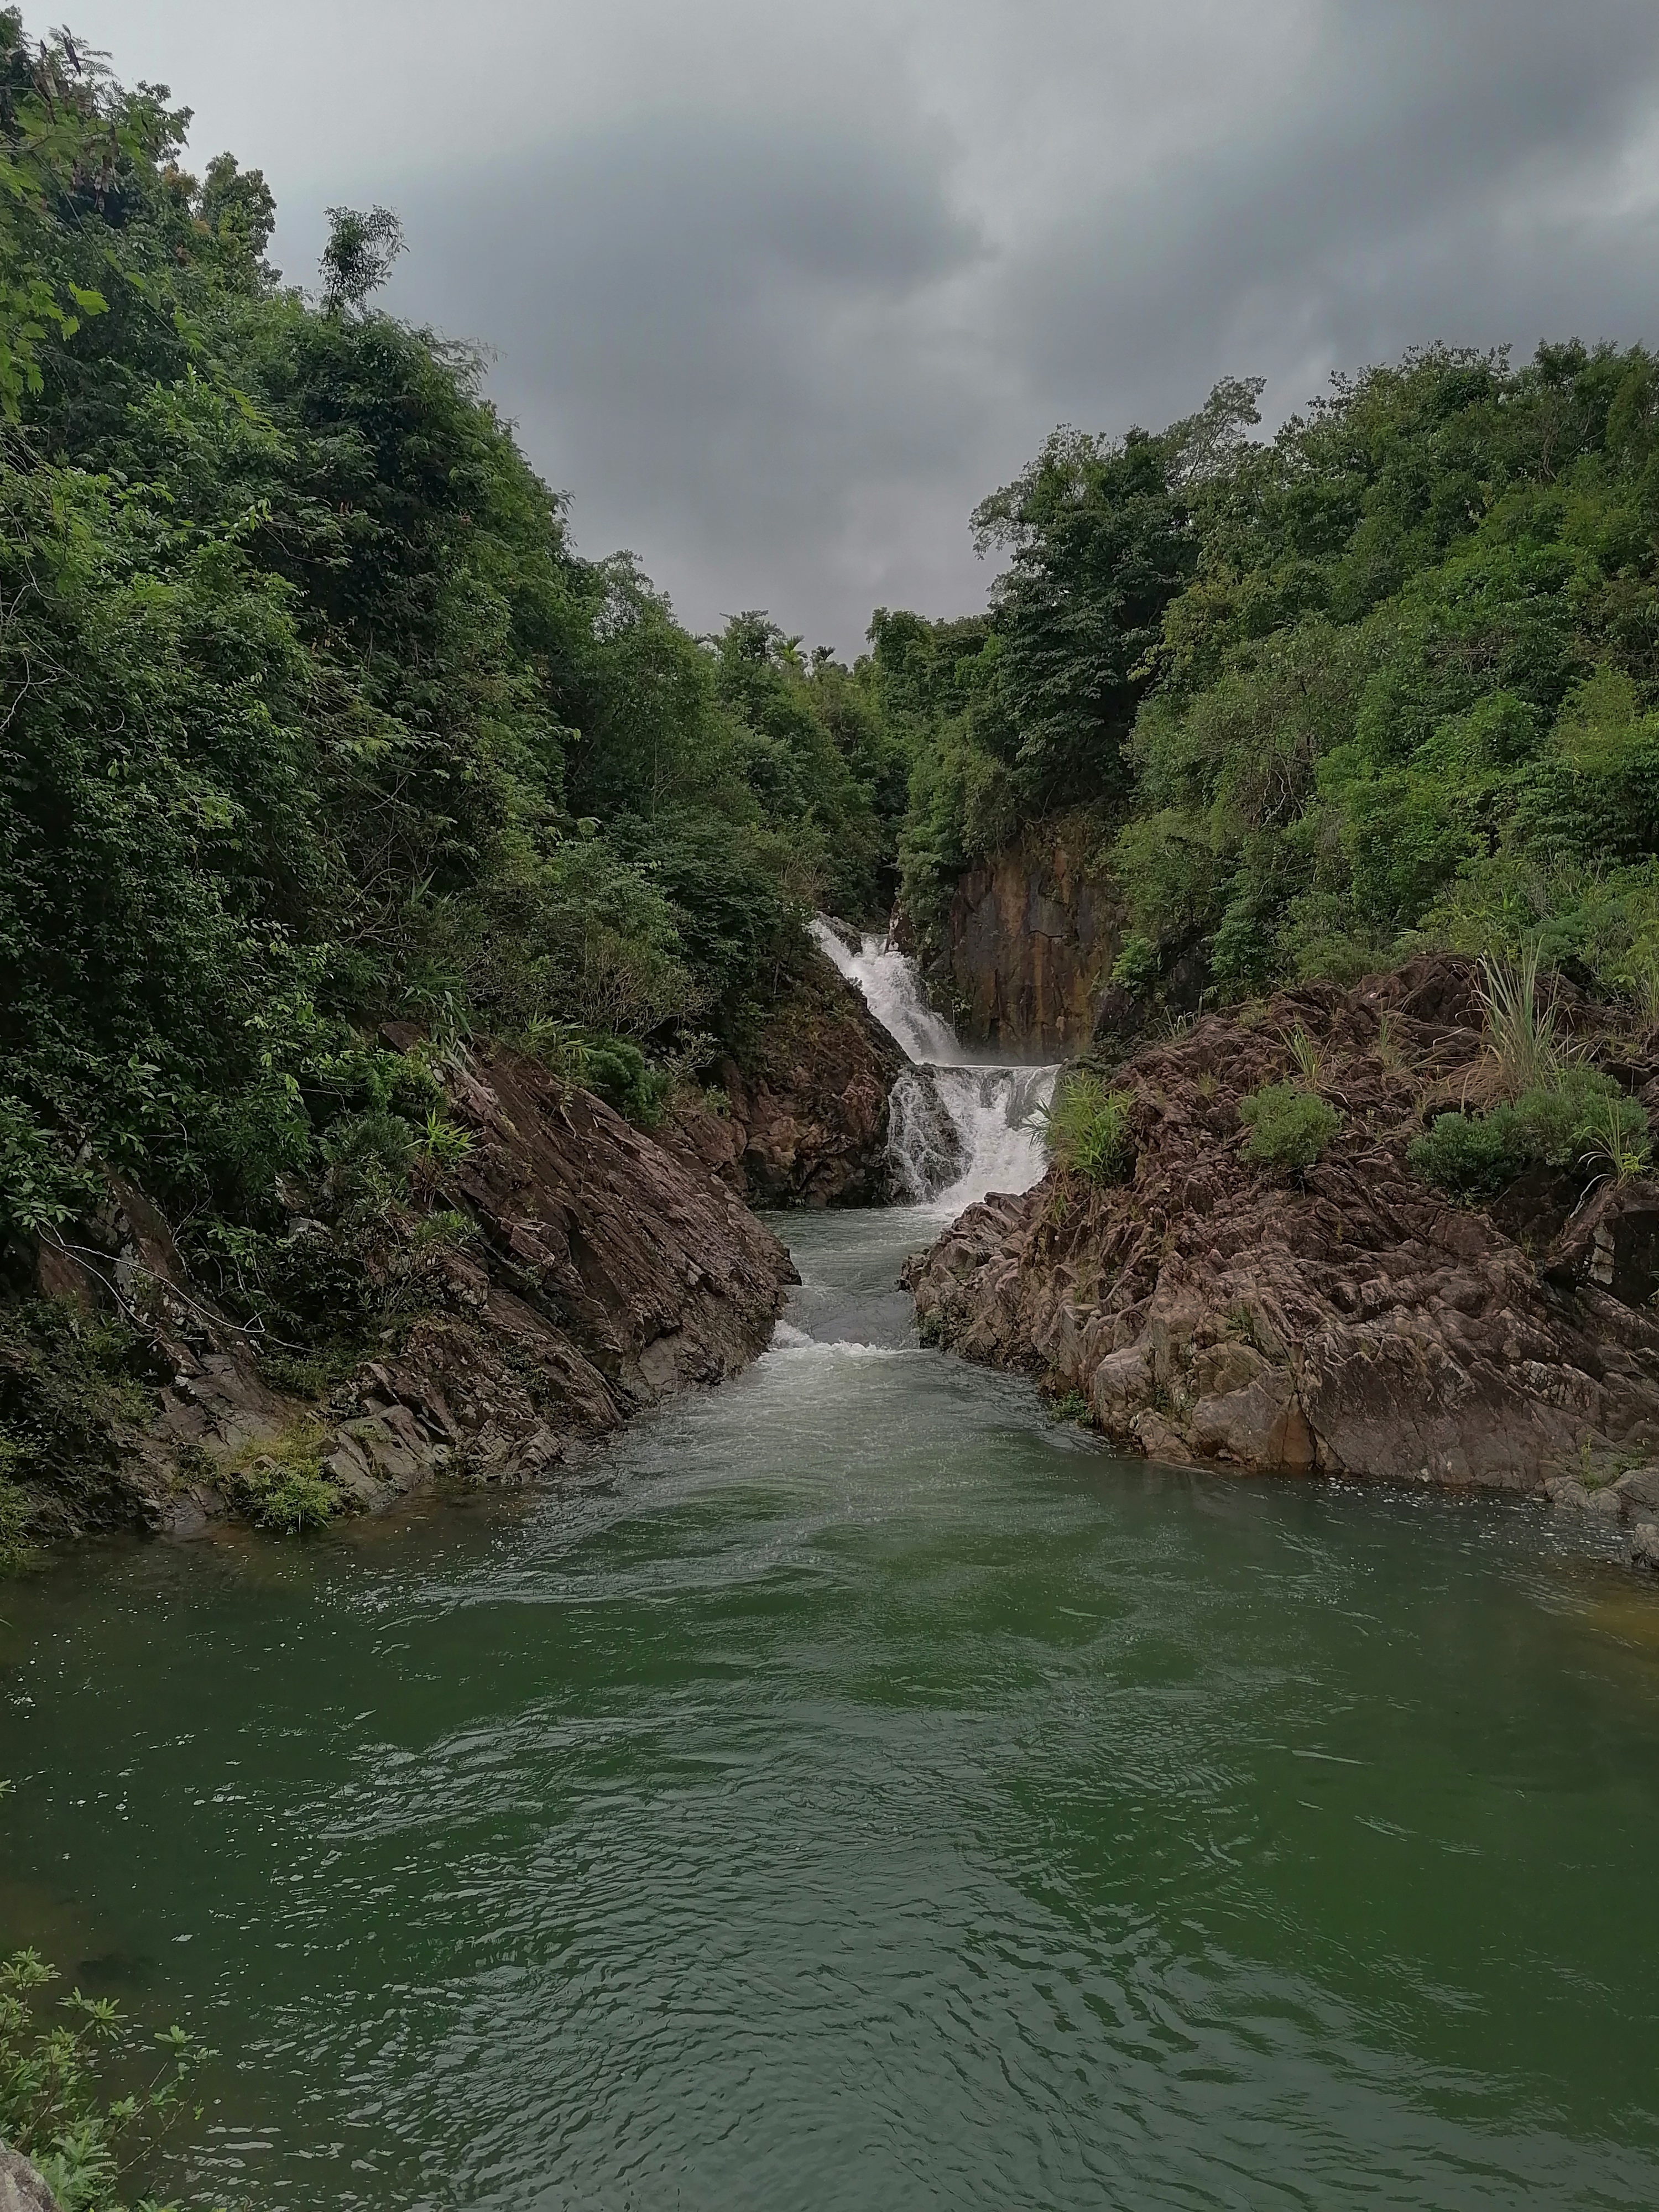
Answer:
[[2, 941, 1658, 2209]]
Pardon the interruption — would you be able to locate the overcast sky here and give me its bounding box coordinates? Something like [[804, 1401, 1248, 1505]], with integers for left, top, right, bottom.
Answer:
[[72, 1, 1659, 656]]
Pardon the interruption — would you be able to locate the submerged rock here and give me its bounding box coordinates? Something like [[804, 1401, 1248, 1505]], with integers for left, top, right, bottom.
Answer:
[[905, 957, 1659, 1505]]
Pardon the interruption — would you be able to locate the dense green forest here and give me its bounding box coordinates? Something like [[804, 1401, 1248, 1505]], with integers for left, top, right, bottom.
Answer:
[[7, 2, 1659, 1307], [0, 14, 905, 1271], [890, 348, 1659, 1018]]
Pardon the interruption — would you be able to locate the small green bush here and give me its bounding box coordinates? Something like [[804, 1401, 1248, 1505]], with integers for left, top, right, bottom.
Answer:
[[1109, 934, 1159, 996], [231, 1425, 341, 1536], [1409, 1067, 1649, 1198], [1039, 1072, 1136, 1184], [1407, 1110, 1521, 1199], [1239, 1082, 1341, 1171]]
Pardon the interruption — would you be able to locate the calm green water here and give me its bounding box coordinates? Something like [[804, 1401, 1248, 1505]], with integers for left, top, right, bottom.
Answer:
[[3, 1207, 1659, 2210]]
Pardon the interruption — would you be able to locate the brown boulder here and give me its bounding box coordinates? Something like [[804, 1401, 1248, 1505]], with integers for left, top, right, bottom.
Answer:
[[704, 950, 904, 1207]]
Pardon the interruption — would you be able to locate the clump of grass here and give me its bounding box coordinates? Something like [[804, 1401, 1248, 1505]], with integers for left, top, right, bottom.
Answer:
[[1195, 1070, 1219, 1100], [1374, 1011, 1403, 1070], [1479, 944, 1573, 1099], [229, 1422, 341, 1536], [1283, 1023, 1323, 1086], [1238, 1082, 1341, 1172], [1035, 1072, 1136, 1185], [1582, 1092, 1652, 1185]]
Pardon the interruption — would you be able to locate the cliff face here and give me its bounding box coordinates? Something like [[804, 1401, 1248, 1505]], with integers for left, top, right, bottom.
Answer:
[[904, 958, 1659, 1557], [943, 825, 1118, 1054], [9, 1046, 796, 1542], [672, 950, 904, 1207]]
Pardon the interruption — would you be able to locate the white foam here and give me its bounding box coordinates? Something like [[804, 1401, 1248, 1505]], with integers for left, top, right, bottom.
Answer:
[[812, 917, 1060, 1216]]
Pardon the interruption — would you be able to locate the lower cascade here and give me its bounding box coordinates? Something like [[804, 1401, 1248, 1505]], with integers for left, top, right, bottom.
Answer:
[[811, 918, 1058, 1210]]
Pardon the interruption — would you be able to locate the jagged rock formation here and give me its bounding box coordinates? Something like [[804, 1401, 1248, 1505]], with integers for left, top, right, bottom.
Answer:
[[943, 822, 1118, 1053], [672, 951, 904, 1207], [905, 958, 1659, 1545], [14, 1047, 795, 1540], [0, 2151, 59, 2212]]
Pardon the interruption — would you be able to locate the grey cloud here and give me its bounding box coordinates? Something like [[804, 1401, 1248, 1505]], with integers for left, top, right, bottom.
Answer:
[[388, 109, 992, 651], [243, 1, 1659, 653]]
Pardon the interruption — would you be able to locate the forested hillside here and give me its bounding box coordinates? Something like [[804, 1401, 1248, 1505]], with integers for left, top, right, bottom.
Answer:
[[0, 15, 906, 1266], [887, 349, 1659, 1021]]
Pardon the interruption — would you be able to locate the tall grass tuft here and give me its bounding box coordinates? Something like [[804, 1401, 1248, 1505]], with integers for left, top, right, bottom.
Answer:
[[1478, 944, 1573, 1100], [1035, 1072, 1136, 1186]]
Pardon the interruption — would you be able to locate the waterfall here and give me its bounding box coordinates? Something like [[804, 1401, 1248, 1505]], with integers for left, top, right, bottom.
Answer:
[[811, 919, 1060, 1215]]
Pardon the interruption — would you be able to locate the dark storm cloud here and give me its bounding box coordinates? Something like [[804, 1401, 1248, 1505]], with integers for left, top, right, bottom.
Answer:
[[100, 0, 1659, 653], [388, 108, 990, 651], [1001, 0, 1659, 436]]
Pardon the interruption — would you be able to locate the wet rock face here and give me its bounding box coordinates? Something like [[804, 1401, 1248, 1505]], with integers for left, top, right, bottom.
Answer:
[[905, 957, 1659, 1501], [945, 828, 1118, 1054]]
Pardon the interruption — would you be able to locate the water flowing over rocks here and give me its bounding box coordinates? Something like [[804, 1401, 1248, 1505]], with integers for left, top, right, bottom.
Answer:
[[904, 958, 1659, 1555], [811, 921, 1058, 1212]]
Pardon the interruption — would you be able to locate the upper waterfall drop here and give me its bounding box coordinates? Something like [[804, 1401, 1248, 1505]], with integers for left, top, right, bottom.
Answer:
[[811, 918, 1060, 1215]]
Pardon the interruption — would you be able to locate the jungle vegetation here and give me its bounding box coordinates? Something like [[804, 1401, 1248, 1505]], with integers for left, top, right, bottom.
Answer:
[[6, 3, 1659, 1384], [0, 12, 904, 1262], [889, 349, 1659, 1024]]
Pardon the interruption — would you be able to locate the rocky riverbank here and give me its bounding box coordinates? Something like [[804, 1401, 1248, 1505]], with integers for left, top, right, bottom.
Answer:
[[6, 1044, 798, 1546], [905, 957, 1659, 1568]]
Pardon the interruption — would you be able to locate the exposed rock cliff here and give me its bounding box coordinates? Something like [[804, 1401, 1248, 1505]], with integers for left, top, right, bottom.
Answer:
[[672, 950, 904, 1207], [9, 1046, 795, 1542], [905, 959, 1659, 1554], [943, 822, 1117, 1053]]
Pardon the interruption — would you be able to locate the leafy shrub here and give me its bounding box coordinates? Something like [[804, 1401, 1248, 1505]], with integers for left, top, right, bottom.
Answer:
[[1109, 933, 1159, 995], [0, 1943, 209, 2211], [1410, 1067, 1650, 1198], [1238, 1082, 1340, 1171], [0, 1097, 96, 1239], [229, 1423, 340, 1535], [1407, 1110, 1522, 1199], [1037, 1072, 1136, 1183]]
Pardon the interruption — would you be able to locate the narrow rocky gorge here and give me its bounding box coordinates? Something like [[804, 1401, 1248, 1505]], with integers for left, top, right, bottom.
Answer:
[[905, 956, 1659, 1569]]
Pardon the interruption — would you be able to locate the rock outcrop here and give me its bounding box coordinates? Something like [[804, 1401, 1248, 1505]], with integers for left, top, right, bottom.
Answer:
[[943, 820, 1118, 1053], [11, 1046, 795, 1541], [905, 958, 1659, 1540], [0, 2150, 59, 2212], [672, 951, 904, 1207]]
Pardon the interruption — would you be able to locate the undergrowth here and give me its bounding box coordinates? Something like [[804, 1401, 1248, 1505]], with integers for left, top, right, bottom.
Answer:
[[226, 1422, 340, 1535], [1410, 1066, 1648, 1199], [1037, 1072, 1136, 1185], [1238, 1083, 1341, 1172], [0, 1939, 213, 2212]]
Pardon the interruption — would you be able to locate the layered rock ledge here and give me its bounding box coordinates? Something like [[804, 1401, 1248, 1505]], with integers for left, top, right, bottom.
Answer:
[[904, 958, 1659, 1556], [17, 1046, 796, 1541]]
